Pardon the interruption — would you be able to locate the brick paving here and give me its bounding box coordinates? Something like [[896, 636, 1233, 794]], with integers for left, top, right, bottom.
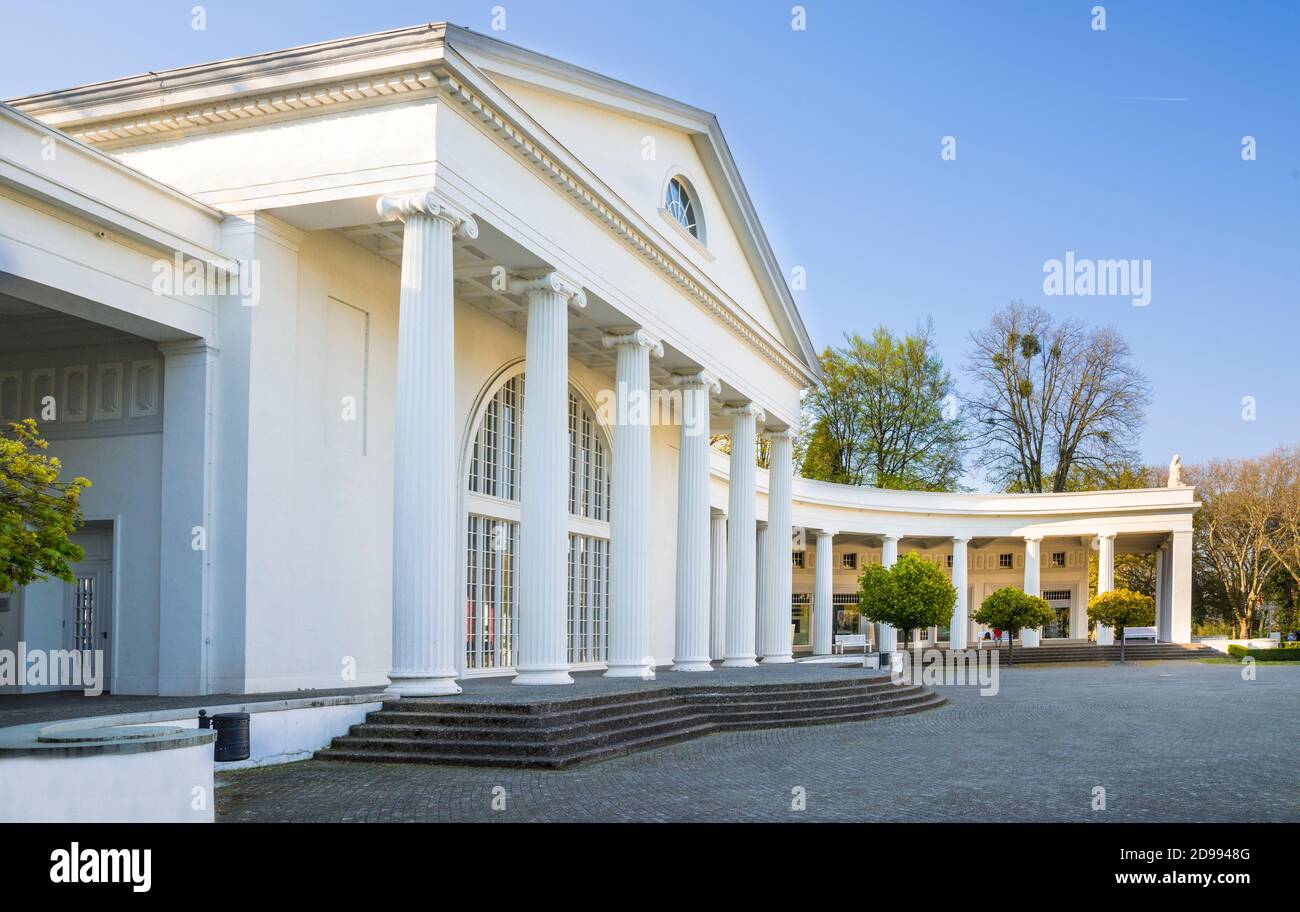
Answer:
[[214, 661, 1300, 822]]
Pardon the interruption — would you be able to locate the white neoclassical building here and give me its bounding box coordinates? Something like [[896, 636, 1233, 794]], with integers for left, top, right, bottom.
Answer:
[[0, 24, 1198, 699]]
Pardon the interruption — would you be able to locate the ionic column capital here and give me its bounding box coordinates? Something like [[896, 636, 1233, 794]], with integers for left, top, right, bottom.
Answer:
[[814, 528, 838, 540], [376, 190, 478, 241], [602, 327, 664, 358], [1023, 535, 1043, 544], [671, 369, 721, 394], [951, 535, 971, 544], [762, 428, 796, 442], [721, 402, 766, 422], [510, 271, 588, 309], [1096, 531, 1117, 541]]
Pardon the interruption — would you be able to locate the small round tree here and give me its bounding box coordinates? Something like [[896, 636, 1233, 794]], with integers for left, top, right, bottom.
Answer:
[[973, 586, 1053, 667], [1, 419, 91, 592], [1088, 588, 1155, 663], [858, 551, 956, 665]]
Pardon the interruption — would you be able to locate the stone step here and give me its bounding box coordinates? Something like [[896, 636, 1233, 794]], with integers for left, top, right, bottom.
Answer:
[[367, 677, 906, 728], [316, 678, 947, 768], [334, 711, 716, 758], [352, 701, 703, 742], [381, 673, 900, 717], [717, 692, 948, 730], [710, 690, 941, 726], [318, 721, 722, 769]]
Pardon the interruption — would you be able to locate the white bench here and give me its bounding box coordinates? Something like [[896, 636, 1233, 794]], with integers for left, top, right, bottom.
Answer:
[[1123, 626, 1157, 641], [833, 634, 869, 654]]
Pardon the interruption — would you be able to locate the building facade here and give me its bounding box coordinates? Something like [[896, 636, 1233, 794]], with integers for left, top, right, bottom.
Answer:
[[0, 24, 1198, 698]]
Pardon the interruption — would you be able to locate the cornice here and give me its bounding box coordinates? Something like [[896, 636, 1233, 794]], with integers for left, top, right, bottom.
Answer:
[[434, 71, 814, 388], [9, 27, 817, 390]]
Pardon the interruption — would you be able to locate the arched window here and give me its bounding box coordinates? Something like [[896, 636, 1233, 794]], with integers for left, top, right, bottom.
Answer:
[[665, 176, 701, 239], [464, 371, 612, 672]]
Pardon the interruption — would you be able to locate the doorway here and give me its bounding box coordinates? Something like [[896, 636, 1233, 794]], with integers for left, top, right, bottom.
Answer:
[[62, 525, 113, 691], [1042, 589, 1072, 639]]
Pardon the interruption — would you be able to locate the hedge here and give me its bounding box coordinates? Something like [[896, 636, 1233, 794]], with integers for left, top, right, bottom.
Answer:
[[1226, 643, 1300, 661]]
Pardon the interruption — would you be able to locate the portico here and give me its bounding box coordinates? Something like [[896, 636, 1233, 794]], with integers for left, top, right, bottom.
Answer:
[[0, 22, 1201, 705]]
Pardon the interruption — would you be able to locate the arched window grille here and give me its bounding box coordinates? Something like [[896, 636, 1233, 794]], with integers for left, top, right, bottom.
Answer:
[[465, 371, 612, 671], [665, 176, 700, 238]]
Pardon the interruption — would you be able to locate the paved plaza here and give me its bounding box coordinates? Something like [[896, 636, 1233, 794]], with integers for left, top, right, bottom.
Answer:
[[215, 661, 1299, 823]]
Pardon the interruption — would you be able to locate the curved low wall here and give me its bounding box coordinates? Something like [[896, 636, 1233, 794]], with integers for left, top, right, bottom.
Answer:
[[0, 736, 215, 823], [0, 693, 385, 822]]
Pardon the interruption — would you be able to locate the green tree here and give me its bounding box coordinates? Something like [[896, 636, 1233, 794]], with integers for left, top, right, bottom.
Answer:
[[858, 552, 957, 659], [973, 586, 1054, 667], [1087, 588, 1156, 662], [1, 419, 91, 592], [800, 321, 964, 491]]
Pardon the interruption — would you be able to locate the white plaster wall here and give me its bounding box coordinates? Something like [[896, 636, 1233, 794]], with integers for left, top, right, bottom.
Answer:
[[239, 230, 398, 692], [126, 699, 384, 769], [489, 77, 782, 340], [0, 187, 218, 341], [0, 343, 164, 693], [435, 103, 804, 429], [0, 742, 212, 823], [111, 100, 440, 214], [49, 434, 162, 693]]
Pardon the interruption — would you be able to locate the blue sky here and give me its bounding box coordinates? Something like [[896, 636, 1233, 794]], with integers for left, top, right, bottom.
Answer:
[[4, 1, 1298, 481]]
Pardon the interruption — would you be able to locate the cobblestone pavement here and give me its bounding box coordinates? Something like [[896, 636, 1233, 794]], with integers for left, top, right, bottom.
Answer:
[[215, 661, 1300, 822]]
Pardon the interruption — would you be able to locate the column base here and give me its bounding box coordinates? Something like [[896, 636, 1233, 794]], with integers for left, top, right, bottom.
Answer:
[[760, 654, 796, 664], [604, 663, 656, 680], [512, 667, 574, 686], [670, 659, 714, 672], [384, 675, 462, 698], [721, 656, 758, 668], [1096, 626, 1114, 646]]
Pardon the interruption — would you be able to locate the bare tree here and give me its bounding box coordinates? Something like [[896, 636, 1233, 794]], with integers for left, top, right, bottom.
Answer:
[[1262, 447, 1300, 604], [1191, 454, 1288, 637], [964, 301, 1151, 492]]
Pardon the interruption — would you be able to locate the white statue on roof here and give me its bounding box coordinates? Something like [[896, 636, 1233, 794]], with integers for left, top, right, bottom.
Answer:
[[1167, 454, 1183, 487]]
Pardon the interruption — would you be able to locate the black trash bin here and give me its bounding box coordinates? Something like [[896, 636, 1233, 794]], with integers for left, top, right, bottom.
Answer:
[[210, 712, 251, 762]]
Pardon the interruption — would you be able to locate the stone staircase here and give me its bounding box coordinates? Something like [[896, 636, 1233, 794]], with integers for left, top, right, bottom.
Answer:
[[315, 676, 945, 769], [963, 642, 1217, 665]]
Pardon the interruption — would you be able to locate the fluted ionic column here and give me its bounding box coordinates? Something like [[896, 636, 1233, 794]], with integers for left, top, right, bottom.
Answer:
[[1095, 532, 1116, 646], [1021, 536, 1042, 647], [1168, 530, 1192, 643], [722, 403, 764, 666], [950, 536, 969, 650], [1154, 542, 1168, 642], [603, 328, 663, 679], [755, 521, 769, 658], [762, 430, 796, 663], [709, 512, 728, 660], [671, 370, 720, 671], [511, 272, 587, 685], [813, 530, 837, 655], [878, 535, 900, 656], [378, 191, 477, 697]]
